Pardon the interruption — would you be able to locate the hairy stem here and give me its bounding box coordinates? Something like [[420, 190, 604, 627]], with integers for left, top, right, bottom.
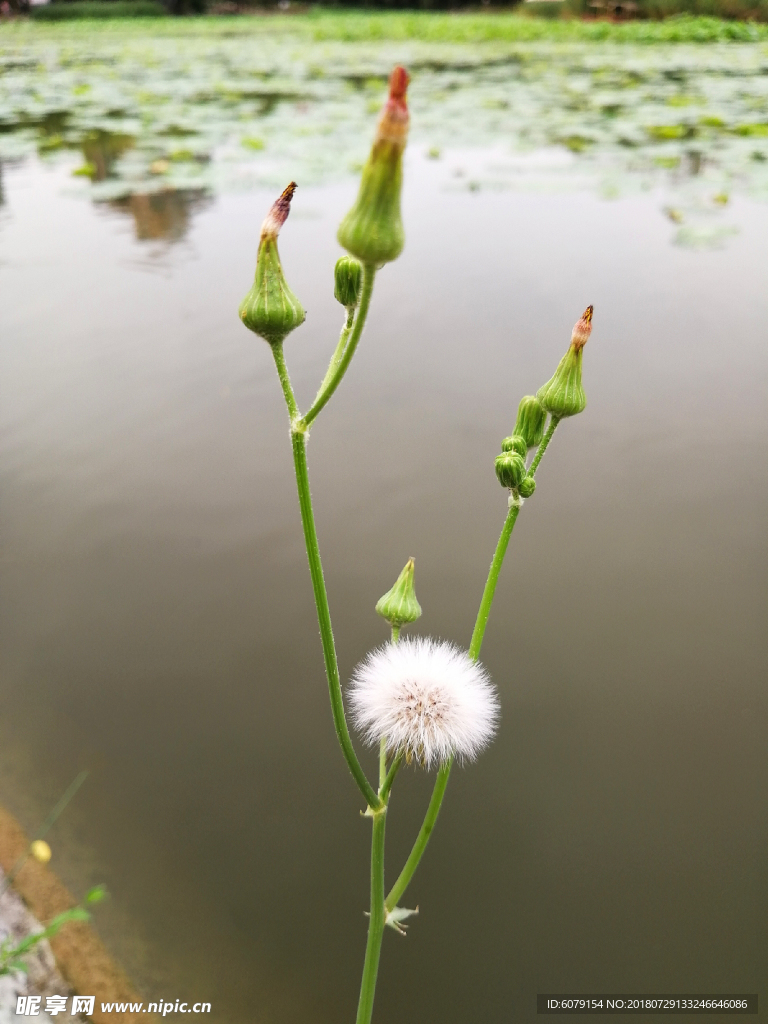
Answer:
[[528, 416, 560, 477], [271, 341, 300, 423], [316, 308, 355, 401], [356, 809, 387, 1024], [301, 263, 376, 429]]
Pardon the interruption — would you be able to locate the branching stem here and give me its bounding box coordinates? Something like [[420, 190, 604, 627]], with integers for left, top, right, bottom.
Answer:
[[301, 263, 376, 429], [383, 500, 521, 911], [316, 307, 355, 401], [271, 344, 381, 812], [384, 414, 565, 909], [528, 416, 560, 476]]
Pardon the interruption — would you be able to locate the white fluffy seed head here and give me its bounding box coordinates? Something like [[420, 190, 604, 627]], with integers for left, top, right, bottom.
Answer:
[[348, 637, 499, 769]]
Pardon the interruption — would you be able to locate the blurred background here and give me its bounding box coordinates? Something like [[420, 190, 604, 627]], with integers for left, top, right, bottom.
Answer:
[[1, 17, 767, 1024]]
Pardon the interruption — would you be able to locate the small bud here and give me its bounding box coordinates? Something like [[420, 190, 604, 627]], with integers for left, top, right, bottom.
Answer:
[[495, 451, 526, 490], [30, 840, 51, 864], [501, 435, 527, 458], [513, 396, 547, 449], [239, 182, 306, 345], [337, 67, 410, 266], [334, 255, 362, 309], [518, 475, 536, 499], [536, 306, 593, 419], [375, 557, 422, 627]]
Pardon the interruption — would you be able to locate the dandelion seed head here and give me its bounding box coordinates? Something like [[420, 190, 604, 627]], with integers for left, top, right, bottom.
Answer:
[[348, 637, 499, 769]]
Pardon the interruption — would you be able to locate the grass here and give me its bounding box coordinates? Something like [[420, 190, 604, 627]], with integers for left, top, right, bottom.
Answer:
[[30, 1, 166, 18], [5, 9, 768, 42]]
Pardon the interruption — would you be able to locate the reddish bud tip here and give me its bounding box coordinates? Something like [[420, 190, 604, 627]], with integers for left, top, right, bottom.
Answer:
[[376, 68, 410, 147], [261, 181, 297, 240], [389, 66, 410, 105], [571, 305, 594, 350]]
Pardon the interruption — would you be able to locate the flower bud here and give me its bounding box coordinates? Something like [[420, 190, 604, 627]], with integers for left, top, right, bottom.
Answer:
[[334, 255, 362, 309], [239, 182, 306, 345], [375, 557, 422, 627], [518, 475, 536, 499], [536, 305, 593, 419], [30, 840, 51, 864], [337, 67, 409, 266], [501, 435, 527, 458], [513, 396, 547, 449], [495, 451, 526, 490]]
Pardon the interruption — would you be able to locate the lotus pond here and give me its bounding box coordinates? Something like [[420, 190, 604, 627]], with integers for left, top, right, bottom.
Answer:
[[1, 19, 768, 242]]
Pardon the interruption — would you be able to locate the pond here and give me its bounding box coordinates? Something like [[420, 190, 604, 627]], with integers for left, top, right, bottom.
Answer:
[[1, 23, 766, 1023]]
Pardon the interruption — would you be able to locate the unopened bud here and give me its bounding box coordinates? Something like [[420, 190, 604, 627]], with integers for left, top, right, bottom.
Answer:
[[518, 475, 536, 499], [30, 840, 51, 864], [334, 255, 362, 309], [513, 395, 547, 449], [239, 182, 306, 345], [501, 435, 527, 458], [536, 306, 593, 419], [495, 451, 526, 490], [375, 557, 422, 627], [337, 67, 409, 266]]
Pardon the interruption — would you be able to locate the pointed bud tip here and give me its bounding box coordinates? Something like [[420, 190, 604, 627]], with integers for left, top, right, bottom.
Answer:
[[240, 191, 306, 343], [261, 181, 298, 240], [389, 66, 410, 104], [571, 304, 594, 351], [537, 309, 591, 418], [376, 66, 410, 146]]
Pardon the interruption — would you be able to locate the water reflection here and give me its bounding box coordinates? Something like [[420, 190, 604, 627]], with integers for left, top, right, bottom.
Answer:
[[109, 189, 211, 242], [80, 130, 135, 182]]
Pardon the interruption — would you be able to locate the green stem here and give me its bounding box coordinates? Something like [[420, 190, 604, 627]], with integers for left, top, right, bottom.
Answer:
[[385, 760, 450, 913], [289, 427, 381, 812], [356, 809, 387, 1024], [379, 754, 402, 805], [384, 498, 524, 911], [271, 342, 300, 423], [528, 416, 560, 477], [378, 626, 400, 790], [378, 737, 387, 792], [301, 263, 376, 429], [469, 501, 521, 661], [271, 344, 380, 810], [316, 309, 355, 400]]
